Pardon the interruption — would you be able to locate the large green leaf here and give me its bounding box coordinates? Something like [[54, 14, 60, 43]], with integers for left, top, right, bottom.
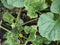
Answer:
[[38, 12, 60, 41], [1, 0, 14, 9], [3, 12, 14, 24], [51, 0, 60, 14], [7, 0, 24, 7]]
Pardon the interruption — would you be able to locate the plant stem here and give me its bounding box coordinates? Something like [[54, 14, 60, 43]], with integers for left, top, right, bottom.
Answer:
[[24, 40, 28, 45], [16, 8, 22, 23], [22, 18, 38, 25], [57, 41, 59, 45], [0, 26, 11, 32], [23, 36, 27, 39]]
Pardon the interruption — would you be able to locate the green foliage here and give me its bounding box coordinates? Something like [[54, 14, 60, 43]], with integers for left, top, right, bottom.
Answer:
[[27, 11, 38, 18], [51, 0, 60, 14], [4, 31, 20, 45], [7, 0, 24, 7], [38, 12, 60, 41], [33, 36, 51, 45], [1, 0, 48, 18], [24, 25, 37, 34], [3, 12, 14, 24], [2, 11, 23, 45], [24, 0, 47, 11], [24, 0, 48, 18], [1, 0, 14, 9], [24, 26, 37, 42], [1, 0, 24, 9], [24, 26, 51, 45], [0, 0, 60, 45], [16, 19, 24, 32]]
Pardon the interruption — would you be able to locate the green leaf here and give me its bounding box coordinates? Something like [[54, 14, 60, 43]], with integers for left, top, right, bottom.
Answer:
[[25, 0, 47, 18], [27, 33, 36, 41], [4, 32, 20, 45], [24, 25, 37, 34], [24, 26, 31, 34], [43, 37, 51, 45], [51, 0, 60, 14], [25, 0, 47, 11], [7, 0, 24, 7], [3, 12, 14, 24], [1, 0, 14, 9], [33, 36, 51, 45], [33, 36, 43, 45], [24, 26, 37, 41], [16, 19, 24, 25], [38, 12, 60, 41], [16, 19, 24, 32], [27, 10, 38, 18]]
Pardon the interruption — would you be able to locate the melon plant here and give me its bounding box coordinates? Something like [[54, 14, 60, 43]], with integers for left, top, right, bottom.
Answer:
[[0, 0, 60, 45]]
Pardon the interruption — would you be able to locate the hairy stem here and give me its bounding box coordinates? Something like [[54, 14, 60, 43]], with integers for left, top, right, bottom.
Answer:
[[22, 18, 38, 25]]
